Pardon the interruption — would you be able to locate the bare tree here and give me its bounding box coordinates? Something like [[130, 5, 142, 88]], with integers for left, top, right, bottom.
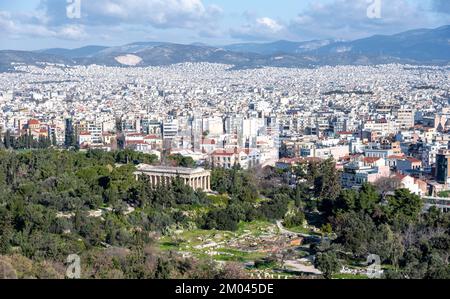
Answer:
[[374, 176, 401, 200]]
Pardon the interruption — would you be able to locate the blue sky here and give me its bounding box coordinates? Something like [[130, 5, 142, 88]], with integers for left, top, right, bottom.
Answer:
[[0, 0, 449, 50]]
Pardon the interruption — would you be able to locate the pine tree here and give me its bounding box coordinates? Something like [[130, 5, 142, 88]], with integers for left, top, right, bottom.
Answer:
[[0, 208, 13, 254], [4, 129, 11, 149], [51, 131, 57, 147]]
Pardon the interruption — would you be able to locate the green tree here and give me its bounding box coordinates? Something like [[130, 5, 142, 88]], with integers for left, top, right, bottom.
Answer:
[[314, 251, 341, 279], [283, 211, 306, 228], [3, 130, 12, 149], [386, 189, 423, 224], [333, 211, 377, 257], [0, 207, 13, 254], [357, 183, 381, 214]]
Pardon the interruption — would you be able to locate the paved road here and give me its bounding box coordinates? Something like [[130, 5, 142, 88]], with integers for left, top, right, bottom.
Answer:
[[284, 259, 322, 275]]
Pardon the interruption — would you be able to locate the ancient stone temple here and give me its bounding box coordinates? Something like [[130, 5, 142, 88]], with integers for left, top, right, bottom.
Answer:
[[134, 164, 211, 192]]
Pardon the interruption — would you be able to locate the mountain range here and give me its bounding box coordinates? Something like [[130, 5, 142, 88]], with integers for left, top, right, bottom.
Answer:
[[1, 25, 449, 71]]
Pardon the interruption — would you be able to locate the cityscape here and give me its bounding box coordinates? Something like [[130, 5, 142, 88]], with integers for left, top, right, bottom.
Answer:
[[0, 0, 449, 285]]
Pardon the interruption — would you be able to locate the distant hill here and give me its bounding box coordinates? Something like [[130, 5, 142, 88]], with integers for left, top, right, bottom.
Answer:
[[314, 25, 450, 63], [74, 43, 263, 67], [36, 46, 108, 59], [0, 50, 73, 72], [0, 25, 449, 71], [224, 39, 335, 55]]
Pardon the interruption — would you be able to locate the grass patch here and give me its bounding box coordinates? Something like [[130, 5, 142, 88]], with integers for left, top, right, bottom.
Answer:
[[213, 248, 266, 262], [207, 194, 229, 207], [237, 220, 276, 235], [159, 241, 181, 251]]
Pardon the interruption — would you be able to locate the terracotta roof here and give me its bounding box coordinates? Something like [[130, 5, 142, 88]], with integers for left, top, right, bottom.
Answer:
[[202, 139, 216, 145], [212, 149, 235, 156], [28, 119, 40, 125], [144, 134, 159, 139], [406, 157, 422, 163], [363, 157, 381, 163], [393, 173, 409, 181]]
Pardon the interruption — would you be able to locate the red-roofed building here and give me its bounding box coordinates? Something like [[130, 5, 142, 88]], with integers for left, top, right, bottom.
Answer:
[[101, 132, 116, 145], [387, 154, 406, 168], [342, 161, 391, 189], [211, 147, 260, 169], [363, 157, 386, 167], [201, 138, 217, 154], [143, 134, 162, 149], [79, 131, 92, 146], [391, 173, 424, 195], [27, 119, 40, 130], [396, 157, 423, 173]]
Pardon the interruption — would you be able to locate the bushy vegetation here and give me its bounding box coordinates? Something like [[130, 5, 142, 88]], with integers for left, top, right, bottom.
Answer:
[[0, 150, 448, 279], [0, 149, 254, 278], [199, 167, 295, 231], [167, 154, 196, 168], [260, 158, 450, 279]]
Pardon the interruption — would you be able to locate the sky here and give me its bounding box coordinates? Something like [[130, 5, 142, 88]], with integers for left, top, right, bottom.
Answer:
[[0, 0, 449, 50]]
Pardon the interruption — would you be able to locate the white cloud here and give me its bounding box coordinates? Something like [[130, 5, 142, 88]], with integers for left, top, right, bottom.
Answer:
[[256, 17, 283, 32], [230, 0, 448, 42], [41, 0, 222, 30], [230, 16, 285, 41], [57, 25, 88, 40], [1, 0, 222, 43], [0, 11, 87, 40], [288, 0, 442, 40]]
